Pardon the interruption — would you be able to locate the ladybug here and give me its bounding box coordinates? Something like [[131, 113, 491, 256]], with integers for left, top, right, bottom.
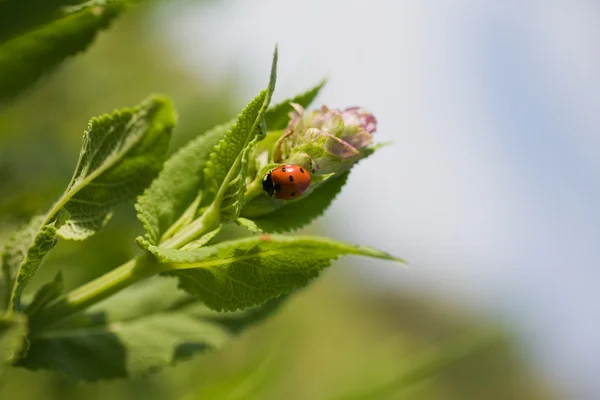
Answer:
[[262, 164, 311, 200]]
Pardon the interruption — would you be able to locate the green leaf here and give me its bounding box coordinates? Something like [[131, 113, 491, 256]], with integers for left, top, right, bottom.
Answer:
[[1, 213, 65, 311], [264, 79, 326, 130], [1, 96, 174, 311], [135, 121, 233, 245], [24, 271, 64, 317], [180, 226, 222, 251], [56, 95, 175, 239], [0, 0, 89, 42], [18, 277, 286, 381], [149, 235, 403, 312], [0, 1, 129, 105], [202, 47, 278, 221]]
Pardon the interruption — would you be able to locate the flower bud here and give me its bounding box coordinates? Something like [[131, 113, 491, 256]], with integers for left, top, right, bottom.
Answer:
[[274, 103, 376, 175]]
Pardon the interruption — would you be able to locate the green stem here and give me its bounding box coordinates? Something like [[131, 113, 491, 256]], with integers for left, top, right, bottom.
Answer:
[[160, 192, 203, 243], [160, 202, 221, 249], [29, 254, 160, 334]]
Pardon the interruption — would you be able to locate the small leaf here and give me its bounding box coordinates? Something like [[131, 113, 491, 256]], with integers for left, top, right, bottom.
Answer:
[[180, 226, 222, 251], [56, 95, 175, 239], [1, 213, 65, 311], [19, 277, 285, 381], [149, 235, 403, 311], [0, 313, 28, 373], [0, 1, 130, 105], [202, 48, 278, 222], [24, 271, 64, 317], [264, 79, 326, 130], [136, 121, 232, 245]]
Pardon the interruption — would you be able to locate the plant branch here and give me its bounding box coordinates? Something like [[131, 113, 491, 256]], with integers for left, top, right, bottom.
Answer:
[[29, 254, 161, 334]]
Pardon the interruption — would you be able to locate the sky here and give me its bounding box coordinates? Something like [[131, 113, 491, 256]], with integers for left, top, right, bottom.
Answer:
[[158, 1, 600, 398]]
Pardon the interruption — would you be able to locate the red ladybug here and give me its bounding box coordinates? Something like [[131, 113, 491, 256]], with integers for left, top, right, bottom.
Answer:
[[262, 164, 311, 200]]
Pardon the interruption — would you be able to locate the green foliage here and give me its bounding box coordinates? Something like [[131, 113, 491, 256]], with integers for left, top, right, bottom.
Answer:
[[1, 213, 64, 311], [18, 277, 285, 381], [136, 71, 329, 247], [264, 79, 326, 131], [1, 96, 174, 311], [0, 1, 130, 105], [0, 0, 89, 42], [136, 121, 232, 245], [56, 95, 175, 239], [144, 235, 402, 312], [0, 14, 403, 381], [202, 48, 278, 221], [25, 272, 64, 317]]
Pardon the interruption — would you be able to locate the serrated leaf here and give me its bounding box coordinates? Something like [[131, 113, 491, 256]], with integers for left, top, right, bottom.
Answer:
[[0, 1, 130, 105], [264, 79, 326, 131], [180, 226, 222, 251], [18, 277, 285, 381], [202, 47, 277, 221], [148, 235, 403, 312], [1, 96, 174, 311], [56, 95, 175, 239], [24, 271, 64, 317], [0, 313, 28, 373], [136, 121, 233, 245], [1, 213, 65, 311]]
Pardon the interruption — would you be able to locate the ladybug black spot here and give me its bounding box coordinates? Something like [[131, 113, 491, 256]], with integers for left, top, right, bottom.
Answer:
[[291, 192, 296, 197], [274, 183, 281, 191], [288, 175, 294, 182], [299, 168, 304, 173], [281, 167, 286, 172]]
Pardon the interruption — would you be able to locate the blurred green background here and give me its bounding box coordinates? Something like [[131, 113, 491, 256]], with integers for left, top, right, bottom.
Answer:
[[0, 2, 558, 399]]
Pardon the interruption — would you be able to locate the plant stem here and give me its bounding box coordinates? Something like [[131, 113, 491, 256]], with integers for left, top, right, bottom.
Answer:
[[29, 254, 160, 334], [160, 202, 220, 249], [160, 192, 203, 243]]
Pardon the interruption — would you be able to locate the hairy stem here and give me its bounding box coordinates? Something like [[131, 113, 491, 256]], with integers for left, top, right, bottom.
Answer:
[[160, 202, 221, 249], [160, 192, 203, 243], [29, 254, 161, 334]]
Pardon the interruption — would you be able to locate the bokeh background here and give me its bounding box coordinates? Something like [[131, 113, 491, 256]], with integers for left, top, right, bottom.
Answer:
[[1, 0, 598, 399]]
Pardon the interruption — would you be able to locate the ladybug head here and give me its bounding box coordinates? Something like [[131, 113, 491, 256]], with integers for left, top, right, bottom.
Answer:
[[262, 172, 275, 197]]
